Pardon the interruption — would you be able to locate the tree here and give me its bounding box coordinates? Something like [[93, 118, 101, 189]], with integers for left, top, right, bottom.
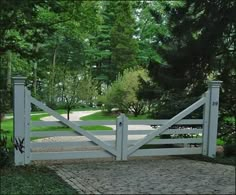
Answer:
[[133, 1, 165, 66], [100, 68, 150, 116], [0, 0, 83, 111], [88, 1, 116, 87], [149, 0, 236, 142], [110, 1, 139, 81], [55, 69, 98, 120]]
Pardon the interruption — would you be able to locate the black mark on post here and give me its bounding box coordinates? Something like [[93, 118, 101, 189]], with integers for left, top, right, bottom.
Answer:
[[212, 101, 218, 106], [13, 137, 25, 153]]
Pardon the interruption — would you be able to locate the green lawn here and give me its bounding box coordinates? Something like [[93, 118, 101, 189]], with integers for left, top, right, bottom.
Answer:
[[0, 166, 78, 195], [1, 114, 62, 148], [81, 125, 112, 130]]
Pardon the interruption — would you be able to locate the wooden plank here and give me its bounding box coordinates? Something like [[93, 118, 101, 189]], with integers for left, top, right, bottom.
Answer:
[[128, 129, 202, 135], [31, 130, 115, 137], [31, 138, 202, 148], [31, 129, 202, 138], [32, 121, 65, 127], [31, 150, 112, 160], [147, 138, 202, 145], [31, 141, 97, 148], [127, 97, 206, 156], [131, 148, 202, 157], [128, 119, 203, 125], [32, 120, 115, 127], [32, 119, 202, 127], [163, 128, 203, 135], [91, 131, 115, 135], [31, 131, 79, 137], [30, 97, 117, 156], [128, 130, 154, 135]]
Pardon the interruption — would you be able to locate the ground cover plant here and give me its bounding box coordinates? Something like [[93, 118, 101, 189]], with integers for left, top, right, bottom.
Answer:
[[0, 165, 78, 195]]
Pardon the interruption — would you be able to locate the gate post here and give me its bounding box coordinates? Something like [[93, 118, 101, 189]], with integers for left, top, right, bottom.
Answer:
[[121, 114, 128, 160], [206, 81, 222, 158], [12, 76, 27, 165], [202, 90, 210, 156], [115, 114, 128, 161]]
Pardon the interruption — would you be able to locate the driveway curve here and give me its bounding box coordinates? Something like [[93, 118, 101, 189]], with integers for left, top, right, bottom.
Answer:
[[41, 110, 101, 121]]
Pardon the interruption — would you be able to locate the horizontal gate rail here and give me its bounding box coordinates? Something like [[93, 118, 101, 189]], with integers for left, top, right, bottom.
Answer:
[[131, 148, 202, 157], [32, 120, 116, 127], [32, 119, 202, 127], [128, 119, 203, 125], [31, 138, 202, 149], [31, 130, 116, 137], [147, 138, 202, 145], [127, 128, 203, 135], [31, 141, 97, 148], [31, 128, 202, 138], [162, 128, 203, 135], [31, 131, 79, 137]]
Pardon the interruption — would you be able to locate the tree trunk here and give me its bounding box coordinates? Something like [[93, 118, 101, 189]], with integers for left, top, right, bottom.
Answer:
[[67, 107, 71, 120], [33, 44, 40, 97], [49, 45, 58, 104]]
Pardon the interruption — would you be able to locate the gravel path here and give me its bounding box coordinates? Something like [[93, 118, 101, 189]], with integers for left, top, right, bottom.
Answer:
[[49, 157, 235, 194]]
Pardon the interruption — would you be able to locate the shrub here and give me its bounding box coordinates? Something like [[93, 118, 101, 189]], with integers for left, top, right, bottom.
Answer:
[[218, 117, 236, 145], [223, 144, 236, 157], [100, 67, 150, 116], [0, 132, 9, 167]]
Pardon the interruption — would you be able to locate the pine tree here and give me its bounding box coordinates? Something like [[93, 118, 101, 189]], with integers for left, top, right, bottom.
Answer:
[[90, 1, 116, 87], [110, 1, 138, 81]]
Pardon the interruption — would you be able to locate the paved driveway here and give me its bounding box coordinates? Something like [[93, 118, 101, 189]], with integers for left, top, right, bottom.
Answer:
[[48, 157, 235, 194]]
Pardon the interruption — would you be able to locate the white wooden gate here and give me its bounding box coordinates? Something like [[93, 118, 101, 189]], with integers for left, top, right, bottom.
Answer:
[[12, 77, 222, 165]]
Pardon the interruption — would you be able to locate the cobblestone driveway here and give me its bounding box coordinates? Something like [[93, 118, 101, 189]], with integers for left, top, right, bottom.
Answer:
[[48, 157, 235, 194]]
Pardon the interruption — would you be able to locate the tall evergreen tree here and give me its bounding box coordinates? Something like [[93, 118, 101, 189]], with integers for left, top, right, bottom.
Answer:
[[110, 1, 138, 81], [89, 1, 116, 87]]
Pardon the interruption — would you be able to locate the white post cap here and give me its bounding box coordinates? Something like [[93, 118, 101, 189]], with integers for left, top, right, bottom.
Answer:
[[12, 76, 27, 84], [208, 80, 223, 88]]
